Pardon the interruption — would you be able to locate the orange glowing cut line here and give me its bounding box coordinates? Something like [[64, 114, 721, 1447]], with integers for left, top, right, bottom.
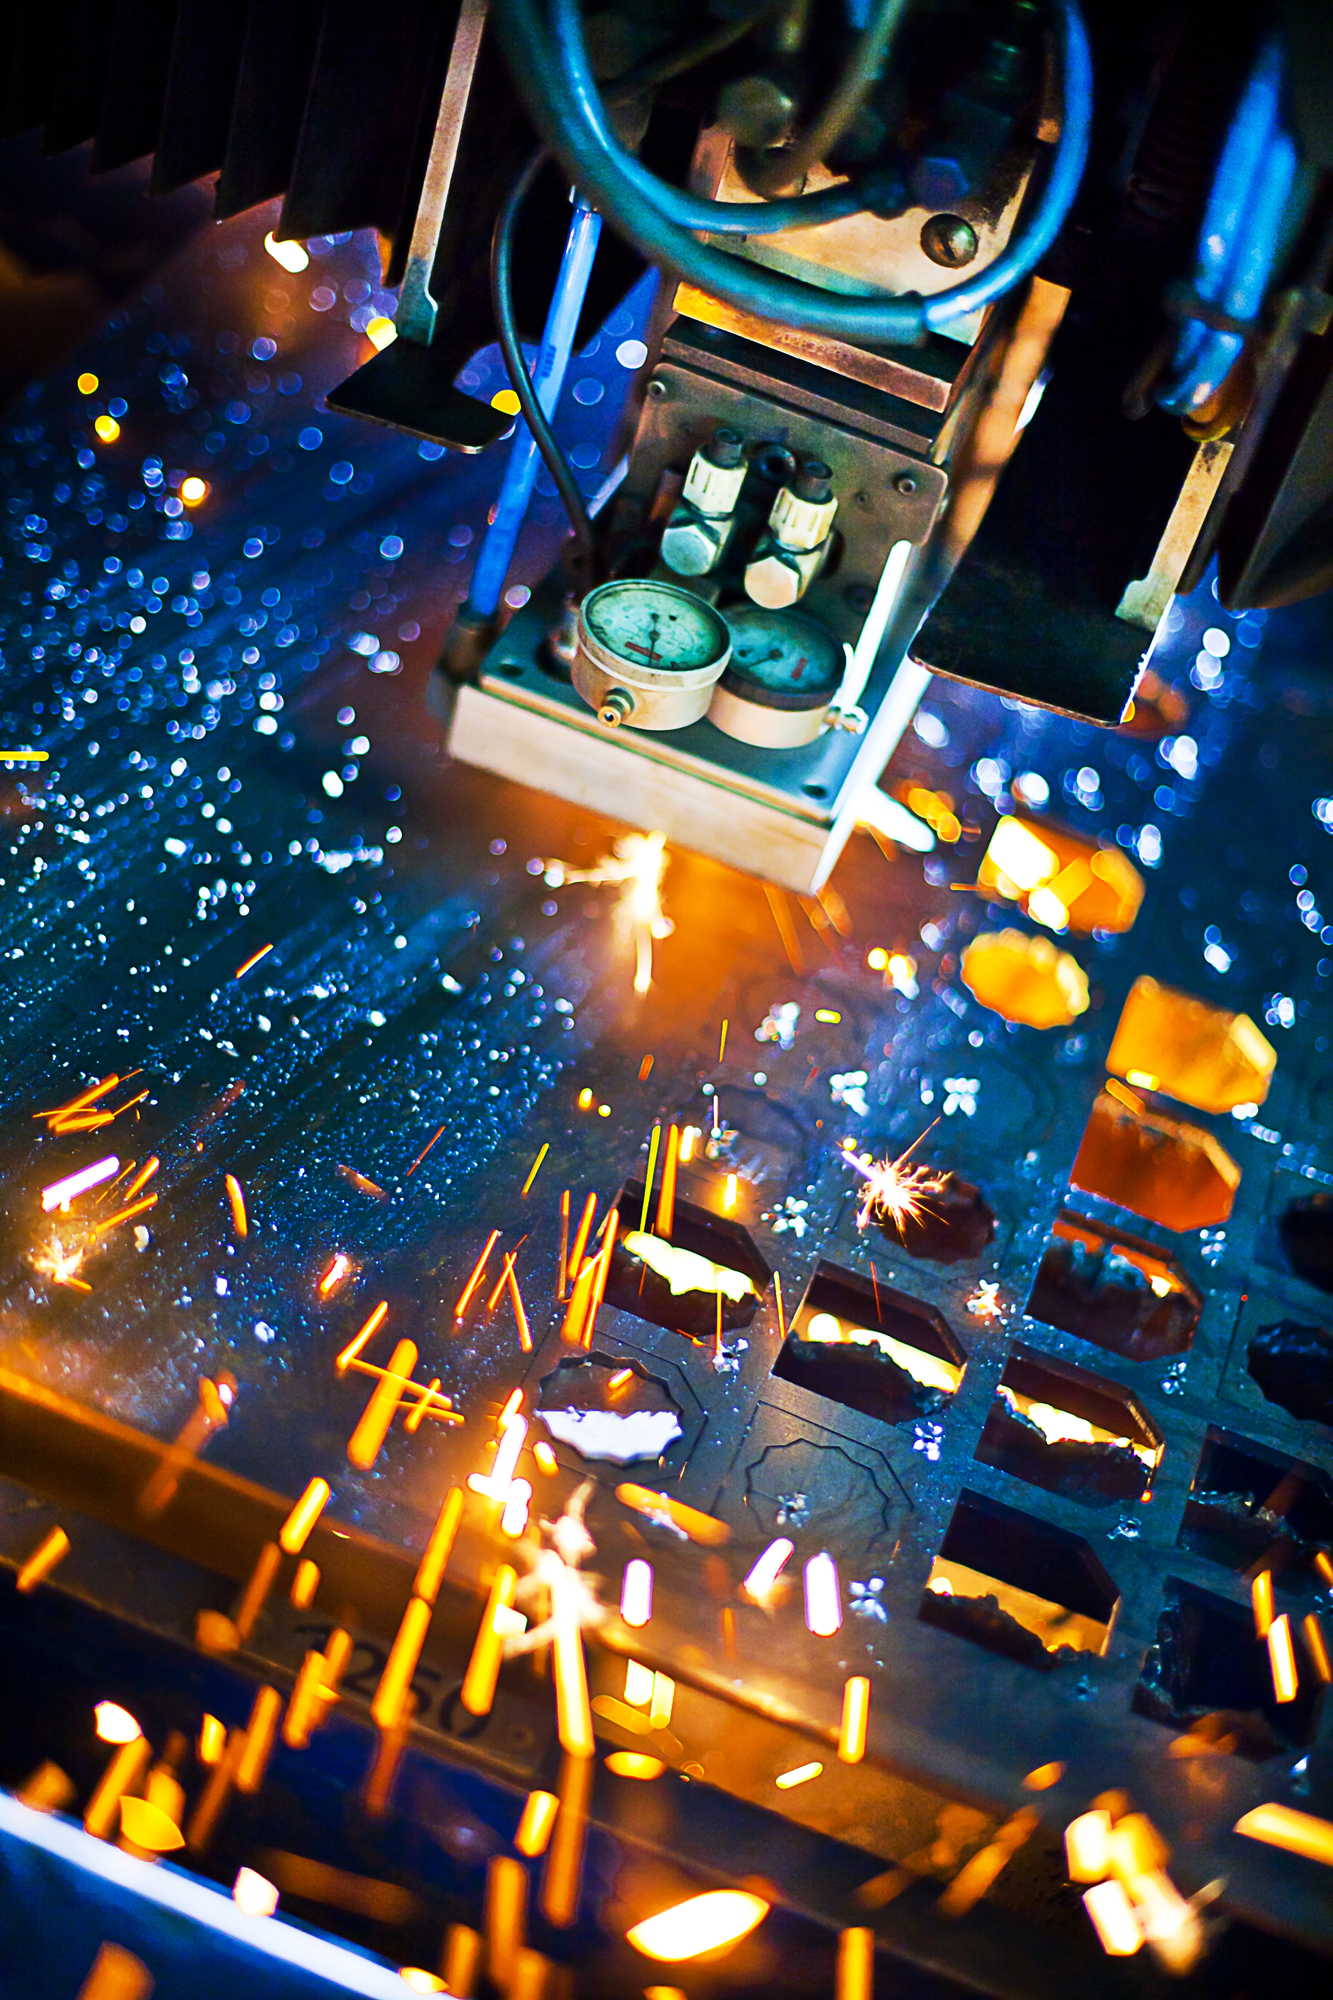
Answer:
[[234, 943, 273, 979], [521, 1143, 549, 1197], [337, 1300, 389, 1370], [607, 1367, 634, 1393], [225, 1175, 248, 1239], [499, 1387, 523, 1425], [319, 1253, 351, 1297], [455, 1231, 501, 1319]]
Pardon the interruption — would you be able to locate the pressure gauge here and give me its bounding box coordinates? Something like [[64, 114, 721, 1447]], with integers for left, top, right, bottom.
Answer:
[[573, 579, 732, 732], [708, 606, 845, 748]]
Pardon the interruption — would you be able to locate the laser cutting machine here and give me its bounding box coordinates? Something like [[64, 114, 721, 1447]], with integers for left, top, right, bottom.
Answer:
[[5, 6, 1333, 2000]]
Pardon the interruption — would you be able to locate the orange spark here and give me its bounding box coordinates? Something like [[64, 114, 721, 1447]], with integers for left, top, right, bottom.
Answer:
[[456, 1231, 501, 1319], [842, 1128, 946, 1233], [234, 943, 273, 979], [542, 832, 671, 996], [225, 1174, 248, 1239], [337, 1163, 388, 1200], [403, 1123, 447, 1183], [319, 1253, 352, 1297]]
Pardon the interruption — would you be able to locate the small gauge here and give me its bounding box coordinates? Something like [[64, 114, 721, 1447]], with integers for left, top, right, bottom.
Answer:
[[573, 579, 731, 732], [708, 606, 846, 748]]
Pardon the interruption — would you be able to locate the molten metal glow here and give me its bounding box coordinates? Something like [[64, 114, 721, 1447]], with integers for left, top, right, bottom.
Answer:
[[544, 832, 671, 995], [180, 476, 208, 506], [1065, 1809, 1112, 1882], [197, 1715, 225, 1766], [264, 232, 309, 272], [35, 1235, 89, 1289], [627, 1890, 769, 1962], [94, 1702, 142, 1745], [233, 1867, 280, 1916]]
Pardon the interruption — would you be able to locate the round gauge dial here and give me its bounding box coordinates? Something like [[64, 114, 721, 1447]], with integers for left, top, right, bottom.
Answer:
[[721, 606, 844, 710], [581, 579, 730, 675]]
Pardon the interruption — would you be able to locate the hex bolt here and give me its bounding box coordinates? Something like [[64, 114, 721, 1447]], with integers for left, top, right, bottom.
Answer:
[[598, 688, 635, 727], [893, 471, 918, 495], [920, 213, 979, 268]]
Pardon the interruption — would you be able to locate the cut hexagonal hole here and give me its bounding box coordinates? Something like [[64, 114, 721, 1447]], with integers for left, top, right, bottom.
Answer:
[[974, 1343, 1162, 1509], [919, 1488, 1120, 1667], [1247, 1318, 1333, 1428], [605, 1182, 770, 1341], [871, 1169, 996, 1265], [1026, 1208, 1201, 1362], [1134, 1576, 1324, 1757], [1179, 1426, 1333, 1594], [772, 1259, 966, 1425], [537, 1353, 684, 1466], [1278, 1191, 1333, 1293]]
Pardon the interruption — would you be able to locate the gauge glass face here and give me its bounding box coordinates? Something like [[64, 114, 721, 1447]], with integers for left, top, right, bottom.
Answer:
[[584, 581, 728, 673], [725, 607, 843, 697]]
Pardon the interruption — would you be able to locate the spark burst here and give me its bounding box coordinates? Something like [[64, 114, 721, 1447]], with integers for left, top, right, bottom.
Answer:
[[543, 831, 672, 996], [840, 1133, 946, 1232]]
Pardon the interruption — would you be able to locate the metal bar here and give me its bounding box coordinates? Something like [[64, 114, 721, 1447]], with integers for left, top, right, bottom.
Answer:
[[397, 0, 490, 346]]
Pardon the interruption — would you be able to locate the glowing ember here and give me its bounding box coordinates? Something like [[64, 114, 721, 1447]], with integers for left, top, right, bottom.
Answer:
[[543, 831, 672, 996], [840, 1135, 946, 1233], [35, 1235, 89, 1289]]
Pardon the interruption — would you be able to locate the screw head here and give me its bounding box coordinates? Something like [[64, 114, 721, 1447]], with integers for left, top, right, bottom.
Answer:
[[920, 213, 979, 269], [646, 378, 667, 400], [893, 471, 919, 495]]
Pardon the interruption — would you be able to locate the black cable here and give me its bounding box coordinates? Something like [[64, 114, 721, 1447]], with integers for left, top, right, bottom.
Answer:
[[489, 149, 596, 573]]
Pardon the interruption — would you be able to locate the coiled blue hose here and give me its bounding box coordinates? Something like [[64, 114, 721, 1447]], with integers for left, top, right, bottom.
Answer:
[[1156, 37, 1297, 417], [496, 0, 1094, 346]]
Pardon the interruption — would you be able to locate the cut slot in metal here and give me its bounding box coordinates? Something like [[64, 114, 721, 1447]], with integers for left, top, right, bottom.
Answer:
[[975, 1343, 1162, 1509], [773, 1259, 966, 1425], [919, 1488, 1120, 1666]]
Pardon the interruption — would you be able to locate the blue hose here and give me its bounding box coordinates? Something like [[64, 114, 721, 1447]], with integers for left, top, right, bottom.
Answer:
[[466, 197, 603, 619], [528, 0, 1093, 343], [1156, 37, 1297, 417]]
